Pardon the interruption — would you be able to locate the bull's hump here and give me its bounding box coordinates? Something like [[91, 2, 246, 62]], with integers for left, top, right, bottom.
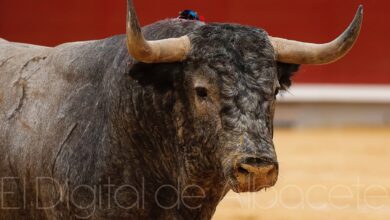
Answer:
[[0, 38, 51, 50]]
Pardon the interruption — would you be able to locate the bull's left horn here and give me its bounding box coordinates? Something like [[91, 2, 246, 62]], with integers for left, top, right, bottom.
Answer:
[[126, 0, 191, 63], [270, 5, 363, 65]]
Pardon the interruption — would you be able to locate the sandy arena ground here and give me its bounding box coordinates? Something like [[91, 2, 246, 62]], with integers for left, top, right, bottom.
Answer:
[[213, 127, 390, 220]]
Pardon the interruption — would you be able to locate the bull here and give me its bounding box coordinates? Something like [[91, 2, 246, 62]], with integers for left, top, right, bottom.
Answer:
[[0, 0, 362, 219]]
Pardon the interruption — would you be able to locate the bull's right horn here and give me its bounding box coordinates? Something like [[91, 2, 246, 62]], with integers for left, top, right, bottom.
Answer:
[[270, 5, 363, 65], [126, 0, 191, 63]]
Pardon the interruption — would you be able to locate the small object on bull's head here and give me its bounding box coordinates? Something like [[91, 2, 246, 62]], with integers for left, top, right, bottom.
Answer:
[[178, 9, 203, 21]]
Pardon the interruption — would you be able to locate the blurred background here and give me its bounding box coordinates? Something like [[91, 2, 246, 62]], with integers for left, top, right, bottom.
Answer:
[[1, 0, 389, 219]]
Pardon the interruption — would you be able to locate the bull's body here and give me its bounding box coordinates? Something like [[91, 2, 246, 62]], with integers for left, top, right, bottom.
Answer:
[[0, 20, 221, 219], [0, 2, 363, 218]]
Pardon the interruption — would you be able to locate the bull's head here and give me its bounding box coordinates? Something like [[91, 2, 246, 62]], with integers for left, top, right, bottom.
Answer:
[[126, 0, 363, 193]]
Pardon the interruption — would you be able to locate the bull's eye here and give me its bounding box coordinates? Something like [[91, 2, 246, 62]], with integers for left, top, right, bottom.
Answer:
[[195, 87, 208, 99]]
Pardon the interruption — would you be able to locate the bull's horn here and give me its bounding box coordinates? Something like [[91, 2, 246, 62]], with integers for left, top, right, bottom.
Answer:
[[126, 0, 191, 63], [270, 5, 363, 65]]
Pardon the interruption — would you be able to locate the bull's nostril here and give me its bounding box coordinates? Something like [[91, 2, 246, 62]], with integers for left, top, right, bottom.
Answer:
[[237, 166, 250, 175], [267, 166, 276, 178]]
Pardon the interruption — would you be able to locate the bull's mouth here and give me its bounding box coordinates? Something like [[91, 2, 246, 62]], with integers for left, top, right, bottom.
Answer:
[[228, 173, 278, 193], [226, 160, 279, 193]]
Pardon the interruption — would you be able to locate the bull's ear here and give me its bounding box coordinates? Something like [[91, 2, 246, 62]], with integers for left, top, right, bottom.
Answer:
[[129, 62, 182, 92], [276, 62, 300, 90]]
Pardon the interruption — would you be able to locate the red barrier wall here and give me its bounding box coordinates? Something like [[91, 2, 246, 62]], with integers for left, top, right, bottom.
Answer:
[[0, 0, 389, 84]]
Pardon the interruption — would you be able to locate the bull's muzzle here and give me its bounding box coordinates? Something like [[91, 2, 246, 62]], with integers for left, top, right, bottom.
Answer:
[[231, 157, 278, 192]]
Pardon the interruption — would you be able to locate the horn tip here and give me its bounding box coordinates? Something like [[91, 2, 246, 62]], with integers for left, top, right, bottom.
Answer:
[[358, 5, 363, 15]]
